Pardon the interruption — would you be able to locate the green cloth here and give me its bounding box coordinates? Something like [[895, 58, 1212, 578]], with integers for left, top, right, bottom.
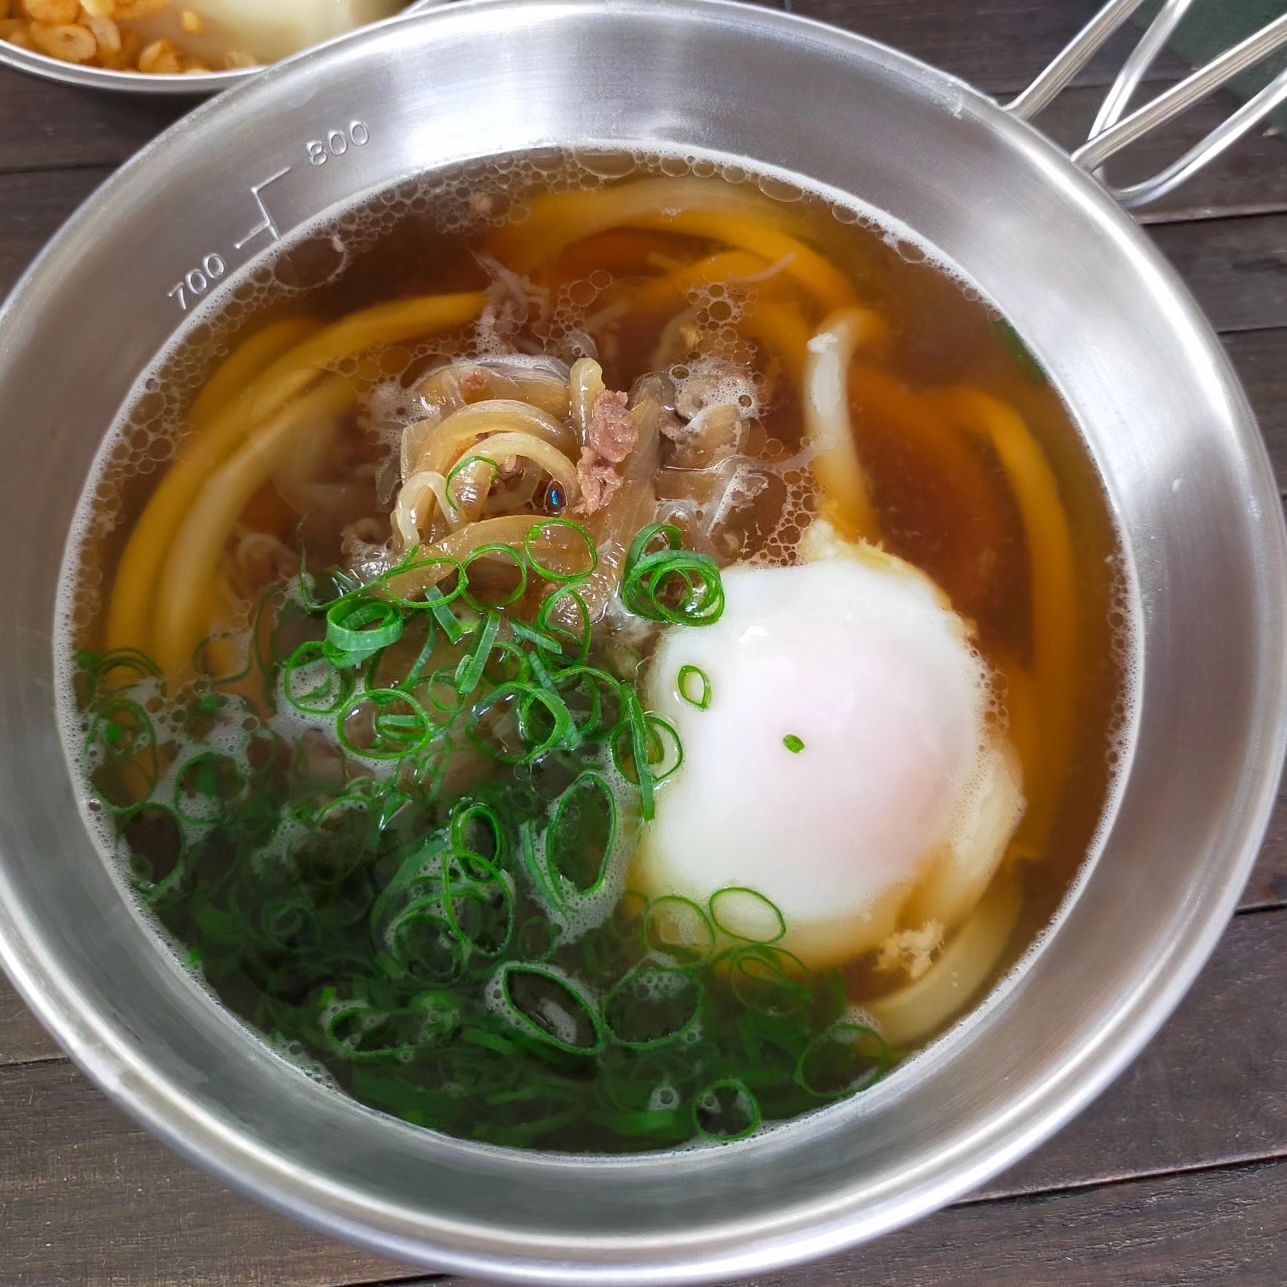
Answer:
[[1135, 0, 1287, 132]]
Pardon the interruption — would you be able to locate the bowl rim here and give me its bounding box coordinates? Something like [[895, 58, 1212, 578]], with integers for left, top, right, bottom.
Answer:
[[0, 0, 444, 95]]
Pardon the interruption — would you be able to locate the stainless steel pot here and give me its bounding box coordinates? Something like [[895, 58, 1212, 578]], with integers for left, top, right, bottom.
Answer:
[[1, 1, 1286, 1282]]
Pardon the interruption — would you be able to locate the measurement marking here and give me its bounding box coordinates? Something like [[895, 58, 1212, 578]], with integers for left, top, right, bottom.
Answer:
[[307, 120, 371, 167], [234, 167, 293, 251]]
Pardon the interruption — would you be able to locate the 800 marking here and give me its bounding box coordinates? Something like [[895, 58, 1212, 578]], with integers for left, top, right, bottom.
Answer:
[[307, 120, 370, 166], [167, 253, 226, 312]]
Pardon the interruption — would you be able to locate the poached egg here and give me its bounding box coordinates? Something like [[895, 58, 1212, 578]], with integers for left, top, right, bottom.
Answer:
[[631, 525, 1024, 971]]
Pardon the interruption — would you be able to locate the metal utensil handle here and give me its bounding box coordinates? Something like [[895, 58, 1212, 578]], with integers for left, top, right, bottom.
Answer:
[[1007, 0, 1287, 210]]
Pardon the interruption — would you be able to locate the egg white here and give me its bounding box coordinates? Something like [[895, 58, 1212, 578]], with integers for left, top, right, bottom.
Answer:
[[631, 527, 1024, 971]]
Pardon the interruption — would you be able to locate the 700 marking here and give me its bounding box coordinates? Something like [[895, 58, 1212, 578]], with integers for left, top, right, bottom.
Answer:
[[166, 122, 374, 312], [167, 253, 226, 312]]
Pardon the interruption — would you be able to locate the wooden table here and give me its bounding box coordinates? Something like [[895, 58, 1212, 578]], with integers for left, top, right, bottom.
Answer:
[[2, 3, 1286, 1283]]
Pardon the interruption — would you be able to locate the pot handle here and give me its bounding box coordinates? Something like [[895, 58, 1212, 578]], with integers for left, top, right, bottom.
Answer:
[[1005, 0, 1287, 210]]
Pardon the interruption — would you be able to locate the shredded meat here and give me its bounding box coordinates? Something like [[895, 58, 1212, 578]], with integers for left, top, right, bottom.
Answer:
[[574, 451, 624, 516], [572, 390, 638, 516], [584, 390, 636, 463], [459, 367, 490, 400]]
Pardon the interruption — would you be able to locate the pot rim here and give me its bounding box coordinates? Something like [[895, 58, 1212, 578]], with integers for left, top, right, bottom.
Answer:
[[1, 2, 1284, 1282]]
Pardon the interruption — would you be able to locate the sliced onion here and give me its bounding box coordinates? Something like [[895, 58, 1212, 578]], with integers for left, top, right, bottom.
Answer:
[[450, 431, 578, 502], [569, 357, 606, 443], [804, 307, 885, 543], [417, 357, 571, 419], [411, 399, 577, 475], [393, 471, 455, 548], [383, 515, 537, 600]]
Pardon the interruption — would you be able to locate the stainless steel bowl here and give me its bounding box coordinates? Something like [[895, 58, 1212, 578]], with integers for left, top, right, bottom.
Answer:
[[1, 1, 1285, 1282], [0, 0, 445, 95]]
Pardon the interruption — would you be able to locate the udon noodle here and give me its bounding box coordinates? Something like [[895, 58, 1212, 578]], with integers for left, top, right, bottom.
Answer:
[[58, 151, 1127, 1152]]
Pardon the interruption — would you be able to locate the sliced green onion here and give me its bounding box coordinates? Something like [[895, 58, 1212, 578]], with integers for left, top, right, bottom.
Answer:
[[783, 733, 805, 754], [642, 895, 716, 966], [338, 688, 433, 760], [548, 772, 618, 895], [692, 1078, 760, 1142], [526, 646, 559, 698], [677, 665, 712, 710], [553, 665, 624, 743], [622, 523, 724, 626], [119, 802, 185, 900], [173, 752, 245, 824], [445, 454, 500, 513], [454, 610, 501, 697], [518, 819, 567, 918], [193, 631, 253, 686], [325, 596, 403, 667], [381, 554, 466, 609], [796, 1023, 889, 1098], [441, 849, 513, 957], [461, 543, 528, 611], [424, 585, 465, 644], [725, 945, 812, 1018], [645, 713, 683, 783], [494, 962, 606, 1056], [614, 688, 656, 820], [450, 800, 505, 864], [283, 640, 352, 715], [709, 887, 787, 944], [536, 587, 592, 663], [604, 965, 702, 1050], [297, 552, 361, 612], [467, 682, 575, 764], [424, 666, 469, 715], [89, 648, 161, 694], [397, 618, 439, 693], [524, 518, 599, 583]]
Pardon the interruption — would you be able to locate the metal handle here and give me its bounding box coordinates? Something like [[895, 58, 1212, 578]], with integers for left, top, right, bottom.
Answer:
[[1007, 0, 1287, 210]]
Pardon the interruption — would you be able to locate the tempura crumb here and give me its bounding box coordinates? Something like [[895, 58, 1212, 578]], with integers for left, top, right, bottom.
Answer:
[[875, 921, 946, 981]]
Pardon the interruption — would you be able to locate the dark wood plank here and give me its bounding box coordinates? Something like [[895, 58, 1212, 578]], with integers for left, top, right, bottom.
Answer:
[[975, 908, 1287, 1200], [0, 69, 186, 176], [0, 166, 113, 299], [0, 1061, 416, 1287], [1150, 212, 1287, 333], [446, 1158, 1287, 1287], [1248, 784, 1287, 911], [0, 978, 60, 1068], [1227, 328, 1287, 495], [2, 909, 1283, 1282]]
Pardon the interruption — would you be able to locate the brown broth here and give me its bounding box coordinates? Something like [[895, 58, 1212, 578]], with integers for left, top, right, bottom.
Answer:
[[58, 149, 1129, 1152]]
